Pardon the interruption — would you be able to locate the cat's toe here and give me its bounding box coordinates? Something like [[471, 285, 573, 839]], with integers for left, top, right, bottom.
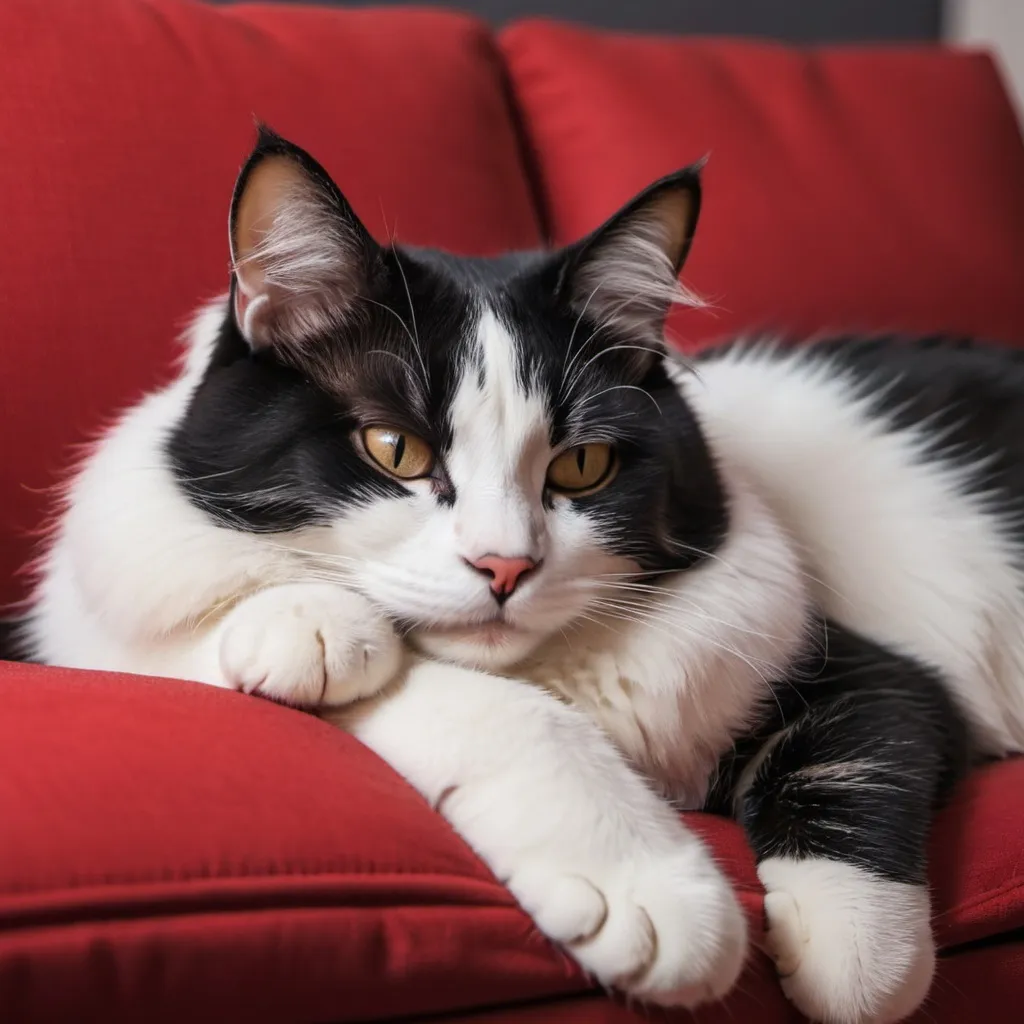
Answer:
[[509, 864, 608, 944], [509, 846, 746, 1009], [218, 583, 401, 708], [318, 603, 402, 706], [621, 848, 747, 1007], [763, 889, 807, 977], [759, 856, 935, 1024]]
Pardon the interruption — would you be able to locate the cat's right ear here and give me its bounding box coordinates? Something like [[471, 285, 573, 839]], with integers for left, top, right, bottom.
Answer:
[[229, 126, 381, 349], [554, 163, 704, 358]]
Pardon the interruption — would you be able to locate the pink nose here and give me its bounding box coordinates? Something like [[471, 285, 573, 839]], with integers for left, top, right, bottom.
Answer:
[[467, 554, 539, 602]]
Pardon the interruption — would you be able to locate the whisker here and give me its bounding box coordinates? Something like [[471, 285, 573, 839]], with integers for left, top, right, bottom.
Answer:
[[586, 584, 796, 644], [561, 281, 606, 394], [390, 243, 429, 387], [587, 598, 776, 679], [366, 348, 420, 380], [362, 296, 414, 347], [563, 339, 664, 402], [587, 599, 791, 720], [573, 384, 662, 419], [588, 595, 785, 657]]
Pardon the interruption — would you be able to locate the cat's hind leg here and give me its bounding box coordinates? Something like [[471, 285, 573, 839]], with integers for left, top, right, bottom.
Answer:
[[733, 624, 970, 1024]]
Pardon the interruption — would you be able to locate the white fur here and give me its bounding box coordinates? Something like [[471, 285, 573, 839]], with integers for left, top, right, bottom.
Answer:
[[333, 659, 746, 1006], [680, 345, 1024, 755], [522, 474, 810, 806], [234, 179, 361, 346], [25, 301, 758, 1005], [218, 583, 402, 705], [571, 203, 706, 349], [759, 857, 934, 1023], [26, 305, 1024, 1017]]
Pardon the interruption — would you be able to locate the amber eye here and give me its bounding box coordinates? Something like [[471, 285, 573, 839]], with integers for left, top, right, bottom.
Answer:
[[362, 426, 435, 480], [546, 443, 617, 495]]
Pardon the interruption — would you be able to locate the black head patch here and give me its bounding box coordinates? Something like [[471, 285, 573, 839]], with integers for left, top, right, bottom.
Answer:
[[168, 128, 727, 574]]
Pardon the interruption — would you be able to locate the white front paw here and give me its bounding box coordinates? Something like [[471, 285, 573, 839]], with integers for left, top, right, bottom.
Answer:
[[759, 857, 935, 1024], [218, 583, 402, 708], [509, 841, 746, 1007]]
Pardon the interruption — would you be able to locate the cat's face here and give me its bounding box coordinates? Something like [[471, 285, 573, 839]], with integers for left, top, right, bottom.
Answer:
[[169, 129, 727, 671]]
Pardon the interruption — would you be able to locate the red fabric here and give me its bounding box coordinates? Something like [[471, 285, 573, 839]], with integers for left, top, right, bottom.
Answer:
[[0, 0, 540, 609], [1, 662, 1022, 1022], [501, 22, 1024, 353], [2, 5, 1024, 1021], [0, 663, 577, 1022], [930, 758, 1024, 948], [430, 945, 1024, 1024]]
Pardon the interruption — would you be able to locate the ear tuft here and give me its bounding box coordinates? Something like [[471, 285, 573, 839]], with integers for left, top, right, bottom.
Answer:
[[560, 165, 704, 355], [229, 128, 378, 349]]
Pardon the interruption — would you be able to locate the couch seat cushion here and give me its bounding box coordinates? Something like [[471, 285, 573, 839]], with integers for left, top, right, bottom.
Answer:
[[2, 661, 1021, 1022]]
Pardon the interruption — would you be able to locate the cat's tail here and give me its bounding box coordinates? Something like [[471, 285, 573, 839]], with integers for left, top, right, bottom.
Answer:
[[0, 616, 29, 663]]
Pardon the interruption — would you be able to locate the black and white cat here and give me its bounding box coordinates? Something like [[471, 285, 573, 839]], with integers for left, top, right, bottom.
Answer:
[[24, 129, 1024, 1024]]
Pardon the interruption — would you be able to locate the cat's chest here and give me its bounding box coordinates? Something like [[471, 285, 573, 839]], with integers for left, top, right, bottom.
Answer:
[[516, 627, 741, 808]]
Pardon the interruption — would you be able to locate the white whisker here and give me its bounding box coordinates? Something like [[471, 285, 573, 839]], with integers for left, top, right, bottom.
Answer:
[[390, 245, 429, 386]]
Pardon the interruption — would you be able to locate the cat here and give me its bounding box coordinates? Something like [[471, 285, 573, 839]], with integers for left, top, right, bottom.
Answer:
[[22, 126, 1024, 1024]]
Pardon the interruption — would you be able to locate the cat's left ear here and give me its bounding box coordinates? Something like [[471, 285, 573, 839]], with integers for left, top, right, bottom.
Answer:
[[556, 164, 703, 356], [229, 125, 381, 349]]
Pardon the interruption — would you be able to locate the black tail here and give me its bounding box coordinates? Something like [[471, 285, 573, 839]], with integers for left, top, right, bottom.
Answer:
[[0, 617, 28, 662]]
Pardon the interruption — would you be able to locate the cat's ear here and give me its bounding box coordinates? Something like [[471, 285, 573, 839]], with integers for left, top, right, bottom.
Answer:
[[556, 163, 704, 356], [229, 125, 381, 349]]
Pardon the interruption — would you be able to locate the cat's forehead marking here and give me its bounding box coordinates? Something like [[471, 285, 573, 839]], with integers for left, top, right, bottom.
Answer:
[[445, 306, 550, 491], [451, 308, 548, 438]]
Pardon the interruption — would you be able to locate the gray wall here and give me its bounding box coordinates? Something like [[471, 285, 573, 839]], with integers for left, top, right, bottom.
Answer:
[[208, 1, 942, 43]]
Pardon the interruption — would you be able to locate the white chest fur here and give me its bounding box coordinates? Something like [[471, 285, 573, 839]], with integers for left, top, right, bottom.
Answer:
[[519, 477, 812, 806]]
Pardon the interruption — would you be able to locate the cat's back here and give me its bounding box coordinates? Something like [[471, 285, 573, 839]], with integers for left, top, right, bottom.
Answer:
[[681, 336, 1024, 755], [797, 334, 1024, 464]]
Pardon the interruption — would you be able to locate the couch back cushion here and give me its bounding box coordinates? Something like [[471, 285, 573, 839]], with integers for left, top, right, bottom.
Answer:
[[502, 22, 1024, 350], [0, 0, 540, 606]]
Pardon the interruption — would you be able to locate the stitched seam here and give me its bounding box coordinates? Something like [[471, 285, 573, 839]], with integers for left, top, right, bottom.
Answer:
[[936, 877, 1024, 928], [0, 869, 502, 900], [0, 900, 541, 939]]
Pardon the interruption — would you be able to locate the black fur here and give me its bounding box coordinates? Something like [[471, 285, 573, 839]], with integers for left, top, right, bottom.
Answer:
[[0, 616, 26, 662], [695, 335, 1024, 885], [168, 131, 724, 573], [705, 335, 1024, 538], [167, 253, 477, 530], [707, 623, 972, 885], [813, 335, 1024, 540], [170, 130, 1001, 897]]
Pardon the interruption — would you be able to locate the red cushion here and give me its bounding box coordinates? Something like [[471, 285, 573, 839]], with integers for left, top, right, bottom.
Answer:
[[930, 757, 1024, 949], [0, 663, 578, 1022], [501, 22, 1024, 353], [2, 661, 1021, 1022], [0, 0, 540, 608], [4, 8, 1024, 1021], [427, 942, 1024, 1024]]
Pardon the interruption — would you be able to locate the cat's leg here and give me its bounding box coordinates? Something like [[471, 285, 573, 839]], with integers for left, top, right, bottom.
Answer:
[[334, 659, 748, 1008], [216, 589, 748, 1004], [734, 625, 970, 1024]]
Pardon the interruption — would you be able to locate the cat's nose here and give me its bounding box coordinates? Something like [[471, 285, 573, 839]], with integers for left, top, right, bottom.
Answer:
[[466, 554, 540, 604]]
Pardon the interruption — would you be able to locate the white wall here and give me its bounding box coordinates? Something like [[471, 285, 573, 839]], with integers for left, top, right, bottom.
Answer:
[[946, 0, 1024, 124]]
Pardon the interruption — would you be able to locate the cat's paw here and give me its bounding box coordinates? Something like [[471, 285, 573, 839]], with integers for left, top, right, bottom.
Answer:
[[217, 583, 402, 708], [759, 857, 935, 1024], [508, 843, 747, 1007]]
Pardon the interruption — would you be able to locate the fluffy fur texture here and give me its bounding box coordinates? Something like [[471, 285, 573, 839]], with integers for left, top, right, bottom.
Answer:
[[21, 128, 1024, 1022]]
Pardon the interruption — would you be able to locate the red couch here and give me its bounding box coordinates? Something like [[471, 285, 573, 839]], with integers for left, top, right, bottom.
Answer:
[[1, 2, 1023, 1021]]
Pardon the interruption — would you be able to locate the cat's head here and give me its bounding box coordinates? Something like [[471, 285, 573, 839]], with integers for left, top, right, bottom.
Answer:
[[169, 127, 727, 671]]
